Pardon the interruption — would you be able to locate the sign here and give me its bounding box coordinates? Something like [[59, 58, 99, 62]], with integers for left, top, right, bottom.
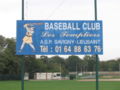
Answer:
[[16, 20, 103, 55]]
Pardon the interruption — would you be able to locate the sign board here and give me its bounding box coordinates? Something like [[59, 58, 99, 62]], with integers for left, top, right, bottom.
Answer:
[[16, 20, 103, 55]]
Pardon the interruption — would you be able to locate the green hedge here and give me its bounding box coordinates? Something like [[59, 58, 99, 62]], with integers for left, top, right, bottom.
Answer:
[[0, 74, 21, 80]]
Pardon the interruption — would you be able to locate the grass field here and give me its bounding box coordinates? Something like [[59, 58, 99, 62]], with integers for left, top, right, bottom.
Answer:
[[0, 80, 120, 90]]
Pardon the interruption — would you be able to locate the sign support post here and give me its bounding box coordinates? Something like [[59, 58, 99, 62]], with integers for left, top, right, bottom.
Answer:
[[94, 0, 99, 90], [21, 57, 24, 90], [95, 55, 99, 90], [21, 0, 24, 90], [19, 1, 102, 90]]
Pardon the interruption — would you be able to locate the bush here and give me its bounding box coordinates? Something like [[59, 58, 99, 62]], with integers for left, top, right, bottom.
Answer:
[[0, 74, 21, 80], [69, 75, 76, 80]]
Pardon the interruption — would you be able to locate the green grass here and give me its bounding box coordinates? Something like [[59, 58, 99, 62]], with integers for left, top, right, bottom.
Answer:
[[0, 80, 120, 90]]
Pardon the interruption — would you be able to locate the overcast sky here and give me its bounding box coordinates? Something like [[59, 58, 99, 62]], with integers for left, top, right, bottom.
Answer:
[[0, 0, 120, 60]]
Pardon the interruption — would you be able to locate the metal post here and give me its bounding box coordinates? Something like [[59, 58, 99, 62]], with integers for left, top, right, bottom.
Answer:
[[119, 64, 120, 72], [21, 58, 25, 90], [95, 55, 99, 90], [60, 63, 62, 80], [94, 0, 99, 90], [21, 0, 24, 90], [94, 0, 97, 20], [76, 64, 78, 80], [22, 0, 24, 20]]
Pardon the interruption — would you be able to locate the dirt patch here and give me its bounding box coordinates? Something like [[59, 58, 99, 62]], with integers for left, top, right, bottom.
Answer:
[[79, 79, 120, 82], [101, 76, 113, 78]]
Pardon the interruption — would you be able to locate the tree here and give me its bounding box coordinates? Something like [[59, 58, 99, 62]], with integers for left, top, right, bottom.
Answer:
[[49, 56, 68, 75], [107, 60, 118, 71], [49, 56, 65, 64], [0, 37, 24, 80], [91, 55, 97, 71], [117, 58, 120, 71], [66, 55, 83, 72], [0, 35, 6, 52], [0, 35, 8, 74], [40, 55, 49, 64], [100, 61, 108, 71], [2, 38, 21, 75], [24, 56, 47, 79], [83, 55, 96, 72]]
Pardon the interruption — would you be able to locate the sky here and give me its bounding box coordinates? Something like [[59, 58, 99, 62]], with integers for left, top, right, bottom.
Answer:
[[0, 0, 120, 60]]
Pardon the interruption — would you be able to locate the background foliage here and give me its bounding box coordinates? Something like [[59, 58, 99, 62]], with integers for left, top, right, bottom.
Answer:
[[0, 35, 120, 80]]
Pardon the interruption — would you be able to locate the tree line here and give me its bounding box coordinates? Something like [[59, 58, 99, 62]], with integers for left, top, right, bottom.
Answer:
[[0, 35, 120, 80]]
